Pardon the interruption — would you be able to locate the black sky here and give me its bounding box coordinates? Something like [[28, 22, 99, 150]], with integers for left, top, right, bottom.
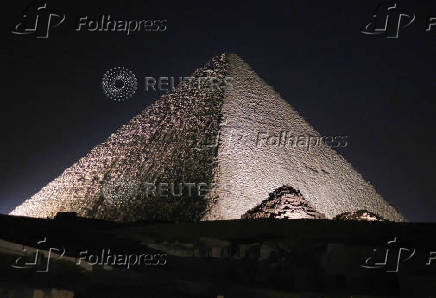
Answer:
[[1, 0, 435, 221]]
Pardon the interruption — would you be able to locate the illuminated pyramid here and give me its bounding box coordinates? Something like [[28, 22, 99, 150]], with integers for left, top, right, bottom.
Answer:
[[10, 54, 404, 222]]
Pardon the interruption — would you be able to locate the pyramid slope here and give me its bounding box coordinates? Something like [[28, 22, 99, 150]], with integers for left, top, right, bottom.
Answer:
[[10, 55, 228, 221], [204, 54, 403, 221], [10, 53, 404, 222]]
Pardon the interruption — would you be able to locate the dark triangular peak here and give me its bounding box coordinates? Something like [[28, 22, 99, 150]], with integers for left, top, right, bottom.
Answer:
[[241, 185, 326, 219], [334, 210, 387, 221]]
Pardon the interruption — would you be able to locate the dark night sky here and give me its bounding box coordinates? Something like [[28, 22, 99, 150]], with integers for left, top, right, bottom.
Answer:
[[1, 0, 435, 221]]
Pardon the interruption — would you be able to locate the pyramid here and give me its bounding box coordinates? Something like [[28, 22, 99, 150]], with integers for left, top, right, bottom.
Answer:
[[241, 186, 327, 220], [10, 54, 404, 222]]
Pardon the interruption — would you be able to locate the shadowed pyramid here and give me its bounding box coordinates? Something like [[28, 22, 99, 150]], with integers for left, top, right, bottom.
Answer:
[[241, 186, 326, 219], [10, 54, 404, 222]]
